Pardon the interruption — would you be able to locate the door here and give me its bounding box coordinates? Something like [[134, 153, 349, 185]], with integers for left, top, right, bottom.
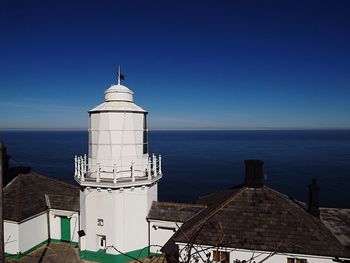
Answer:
[[97, 235, 106, 249], [61, 217, 71, 242]]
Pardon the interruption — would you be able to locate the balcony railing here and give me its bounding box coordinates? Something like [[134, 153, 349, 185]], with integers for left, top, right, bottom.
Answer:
[[74, 154, 162, 186]]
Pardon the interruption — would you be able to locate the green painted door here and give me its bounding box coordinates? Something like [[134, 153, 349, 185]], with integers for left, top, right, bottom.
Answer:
[[61, 217, 70, 242]]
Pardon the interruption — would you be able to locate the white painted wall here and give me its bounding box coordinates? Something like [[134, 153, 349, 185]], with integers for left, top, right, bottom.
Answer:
[[149, 219, 182, 253], [80, 189, 87, 252], [70, 212, 79, 243], [80, 183, 157, 255], [49, 210, 79, 242], [122, 184, 154, 253], [4, 210, 80, 257], [177, 243, 348, 263], [18, 212, 48, 253], [147, 184, 157, 211], [4, 221, 19, 255], [49, 211, 60, 240]]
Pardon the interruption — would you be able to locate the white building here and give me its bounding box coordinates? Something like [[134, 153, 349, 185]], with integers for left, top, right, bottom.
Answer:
[[74, 72, 162, 262], [156, 160, 350, 263], [3, 170, 80, 260]]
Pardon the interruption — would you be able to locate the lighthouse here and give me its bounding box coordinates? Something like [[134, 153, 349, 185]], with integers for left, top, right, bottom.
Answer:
[[74, 69, 162, 261]]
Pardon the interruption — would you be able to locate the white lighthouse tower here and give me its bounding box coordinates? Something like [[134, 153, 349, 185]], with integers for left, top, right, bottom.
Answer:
[[74, 69, 162, 261]]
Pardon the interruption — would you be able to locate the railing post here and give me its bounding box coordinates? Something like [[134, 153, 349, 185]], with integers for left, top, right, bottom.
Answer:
[[80, 155, 83, 175], [158, 154, 162, 175], [83, 154, 87, 173], [77, 157, 81, 179], [81, 167, 85, 181], [97, 163, 100, 183], [148, 159, 152, 180], [74, 155, 78, 177], [152, 154, 156, 176], [81, 156, 85, 178], [113, 164, 117, 184], [131, 163, 135, 182]]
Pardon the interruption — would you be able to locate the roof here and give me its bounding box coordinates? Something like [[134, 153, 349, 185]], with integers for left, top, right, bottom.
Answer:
[[90, 83, 146, 113], [147, 201, 205, 223], [89, 101, 146, 113], [197, 185, 243, 206], [171, 186, 350, 258], [320, 207, 350, 248], [106, 84, 133, 93], [104, 84, 134, 102], [4, 172, 80, 222]]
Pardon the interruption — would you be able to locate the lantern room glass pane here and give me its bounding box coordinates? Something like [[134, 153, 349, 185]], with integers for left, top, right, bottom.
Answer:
[[143, 114, 148, 154]]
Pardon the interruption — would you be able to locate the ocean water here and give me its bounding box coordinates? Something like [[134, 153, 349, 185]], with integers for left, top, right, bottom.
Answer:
[[0, 130, 349, 208]]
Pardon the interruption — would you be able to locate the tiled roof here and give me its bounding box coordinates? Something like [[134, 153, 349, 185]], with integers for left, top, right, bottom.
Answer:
[[4, 172, 80, 222], [197, 185, 242, 206], [171, 186, 350, 258], [47, 193, 80, 212], [321, 207, 350, 248], [147, 201, 205, 223]]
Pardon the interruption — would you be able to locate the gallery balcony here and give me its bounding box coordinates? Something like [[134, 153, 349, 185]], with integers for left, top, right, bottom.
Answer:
[[73, 154, 162, 189]]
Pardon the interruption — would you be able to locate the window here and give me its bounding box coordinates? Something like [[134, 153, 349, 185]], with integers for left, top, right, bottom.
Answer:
[[97, 235, 106, 249], [97, 218, 104, 226], [143, 114, 148, 154], [287, 258, 307, 263], [213, 251, 229, 263]]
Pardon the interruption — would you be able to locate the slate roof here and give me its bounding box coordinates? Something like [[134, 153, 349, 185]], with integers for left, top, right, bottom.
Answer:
[[197, 185, 242, 206], [171, 186, 350, 258], [320, 208, 350, 248], [4, 172, 80, 222], [147, 201, 205, 223]]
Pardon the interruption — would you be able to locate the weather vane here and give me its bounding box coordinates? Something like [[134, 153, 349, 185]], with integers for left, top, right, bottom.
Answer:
[[117, 65, 125, 85]]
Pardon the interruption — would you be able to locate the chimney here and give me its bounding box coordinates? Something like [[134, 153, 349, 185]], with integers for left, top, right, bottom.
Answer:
[[308, 178, 320, 218], [1, 145, 9, 186], [244, 160, 264, 188]]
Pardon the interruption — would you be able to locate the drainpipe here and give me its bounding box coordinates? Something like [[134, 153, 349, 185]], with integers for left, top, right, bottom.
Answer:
[[147, 219, 150, 256], [78, 211, 81, 246]]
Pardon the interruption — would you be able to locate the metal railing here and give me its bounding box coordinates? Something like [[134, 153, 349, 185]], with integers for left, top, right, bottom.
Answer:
[[74, 154, 162, 184]]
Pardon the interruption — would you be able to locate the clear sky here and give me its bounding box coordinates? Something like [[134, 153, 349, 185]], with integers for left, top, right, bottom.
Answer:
[[1, 0, 350, 130]]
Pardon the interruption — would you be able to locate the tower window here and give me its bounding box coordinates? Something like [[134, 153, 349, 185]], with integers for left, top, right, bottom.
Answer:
[[97, 218, 104, 226], [143, 114, 148, 154]]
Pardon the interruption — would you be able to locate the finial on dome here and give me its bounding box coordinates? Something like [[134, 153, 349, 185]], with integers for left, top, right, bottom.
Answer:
[[117, 65, 125, 85]]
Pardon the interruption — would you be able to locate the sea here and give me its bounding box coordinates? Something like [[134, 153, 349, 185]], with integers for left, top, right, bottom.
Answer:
[[0, 130, 349, 208]]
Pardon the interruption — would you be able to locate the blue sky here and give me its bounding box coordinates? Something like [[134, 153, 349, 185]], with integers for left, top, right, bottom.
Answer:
[[1, 0, 350, 130]]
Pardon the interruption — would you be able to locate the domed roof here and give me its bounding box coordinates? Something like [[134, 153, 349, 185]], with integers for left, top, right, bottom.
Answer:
[[104, 84, 134, 102], [89, 82, 146, 113]]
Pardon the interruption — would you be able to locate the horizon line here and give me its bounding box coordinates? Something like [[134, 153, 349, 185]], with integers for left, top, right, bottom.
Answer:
[[1, 128, 350, 132]]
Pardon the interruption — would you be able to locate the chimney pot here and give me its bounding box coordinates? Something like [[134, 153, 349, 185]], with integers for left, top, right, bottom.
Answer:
[[308, 178, 320, 218], [244, 160, 264, 188]]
